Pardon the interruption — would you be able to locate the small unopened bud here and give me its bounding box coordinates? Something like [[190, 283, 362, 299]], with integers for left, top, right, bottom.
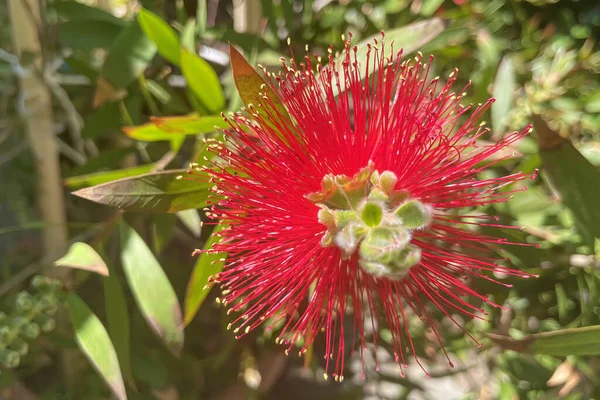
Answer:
[[20, 323, 41, 340], [35, 315, 55, 333], [0, 349, 20, 369], [244, 367, 262, 389], [10, 337, 29, 356], [317, 207, 335, 229], [15, 292, 34, 312], [378, 171, 398, 193], [360, 201, 383, 228], [394, 200, 432, 229]]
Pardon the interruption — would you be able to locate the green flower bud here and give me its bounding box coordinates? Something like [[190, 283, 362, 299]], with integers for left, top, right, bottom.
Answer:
[[360, 201, 384, 228], [394, 200, 432, 229], [20, 323, 41, 340], [0, 349, 21, 369], [378, 171, 398, 193], [15, 292, 34, 312], [317, 207, 335, 229], [35, 314, 56, 333], [38, 295, 59, 315], [334, 223, 368, 257], [10, 337, 29, 356], [0, 325, 13, 342], [333, 210, 359, 229]]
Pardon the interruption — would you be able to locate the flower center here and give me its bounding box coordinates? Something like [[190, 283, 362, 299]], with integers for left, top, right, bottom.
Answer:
[[306, 161, 432, 280]]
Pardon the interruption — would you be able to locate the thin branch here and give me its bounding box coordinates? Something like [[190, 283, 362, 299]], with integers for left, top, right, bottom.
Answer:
[[55, 137, 87, 165]]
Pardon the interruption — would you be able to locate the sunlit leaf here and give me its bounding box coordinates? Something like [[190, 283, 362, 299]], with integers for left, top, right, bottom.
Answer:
[[419, 0, 444, 16], [67, 293, 127, 400], [181, 19, 196, 52], [72, 170, 211, 213], [138, 9, 181, 65], [229, 43, 292, 138], [180, 49, 225, 113], [184, 224, 226, 325], [65, 165, 155, 189], [54, 242, 108, 276], [122, 115, 226, 142], [492, 56, 515, 137], [120, 222, 184, 356], [52, 1, 126, 26], [151, 114, 228, 134]]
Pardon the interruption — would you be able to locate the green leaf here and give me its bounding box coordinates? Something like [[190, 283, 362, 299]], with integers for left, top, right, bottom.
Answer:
[[176, 209, 202, 237], [120, 222, 184, 356], [533, 115, 600, 239], [419, 0, 445, 16], [122, 114, 226, 142], [54, 242, 108, 276], [490, 325, 600, 356], [67, 293, 127, 400], [137, 9, 181, 65], [82, 101, 122, 139], [181, 19, 196, 52], [151, 114, 227, 134], [180, 49, 225, 113], [59, 20, 124, 51], [492, 56, 515, 137], [52, 1, 126, 26], [152, 214, 177, 254], [532, 326, 600, 356], [72, 170, 211, 213], [69, 148, 136, 176], [184, 224, 226, 325], [66, 165, 155, 190], [101, 252, 135, 388], [196, 0, 207, 35], [229, 43, 292, 136], [101, 20, 157, 89]]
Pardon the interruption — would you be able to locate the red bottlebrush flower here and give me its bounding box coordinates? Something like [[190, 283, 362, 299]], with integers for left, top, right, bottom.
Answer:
[[199, 34, 536, 380]]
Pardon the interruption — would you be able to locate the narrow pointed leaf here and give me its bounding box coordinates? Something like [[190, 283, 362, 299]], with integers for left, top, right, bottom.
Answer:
[[120, 222, 184, 356], [229, 43, 291, 124], [101, 20, 157, 89], [533, 115, 600, 239], [103, 257, 135, 388], [489, 325, 600, 356], [72, 170, 211, 213], [67, 293, 127, 400], [65, 165, 154, 189], [181, 19, 196, 52], [176, 209, 202, 237], [138, 9, 181, 65], [184, 224, 226, 325], [151, 114, 228, 134], [492, 56, 515, 137], [122, 114, 227, 142], [54, 242, 108, 276], [180, 49, 224, 113]]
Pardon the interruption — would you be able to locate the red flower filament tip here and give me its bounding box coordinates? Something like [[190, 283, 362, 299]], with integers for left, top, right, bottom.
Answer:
[[196, 33, 537, 380]]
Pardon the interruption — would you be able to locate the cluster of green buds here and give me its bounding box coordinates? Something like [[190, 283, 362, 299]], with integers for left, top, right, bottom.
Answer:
[[0, 275, 61, 369], [307, 162, 432, 281]]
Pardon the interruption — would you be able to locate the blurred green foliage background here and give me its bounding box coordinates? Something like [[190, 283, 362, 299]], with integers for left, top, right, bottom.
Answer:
[[1, 0, 600, 399]]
